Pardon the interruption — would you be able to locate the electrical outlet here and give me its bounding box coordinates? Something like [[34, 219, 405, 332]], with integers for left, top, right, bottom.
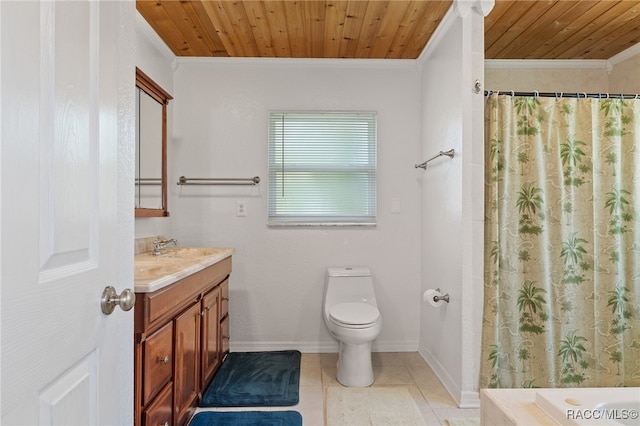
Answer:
[[236, 201, 247, 217]]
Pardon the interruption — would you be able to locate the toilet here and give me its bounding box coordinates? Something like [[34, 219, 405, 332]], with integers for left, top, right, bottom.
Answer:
[[323, 267, 382, 387]]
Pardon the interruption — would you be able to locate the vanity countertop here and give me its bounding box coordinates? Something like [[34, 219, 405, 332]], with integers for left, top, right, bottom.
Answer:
[[134, 247, 234, 293]]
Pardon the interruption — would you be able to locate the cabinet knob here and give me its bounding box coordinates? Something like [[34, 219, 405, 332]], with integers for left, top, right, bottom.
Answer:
[[221, 297, 229, 301], [222, 335, 230, 340], [200, 311, 205, 317], [161, 421, 169, 426], [158, 355, 169, 365]]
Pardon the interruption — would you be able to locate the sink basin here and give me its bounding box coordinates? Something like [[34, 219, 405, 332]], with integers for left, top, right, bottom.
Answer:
[[134, 247, 224, 260], [134, 262, 184, 279], [163, 247, 224, 258]]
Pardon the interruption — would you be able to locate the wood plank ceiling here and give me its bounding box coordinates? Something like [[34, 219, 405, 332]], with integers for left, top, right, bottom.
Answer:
[[486, 0, 640, 59], [136, 0, 640, 60]]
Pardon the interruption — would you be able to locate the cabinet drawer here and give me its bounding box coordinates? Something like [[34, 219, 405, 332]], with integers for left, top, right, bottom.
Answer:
[[143, 322, 173, 405], [143, 382, 172, 426], [220, 278, 229, 319]]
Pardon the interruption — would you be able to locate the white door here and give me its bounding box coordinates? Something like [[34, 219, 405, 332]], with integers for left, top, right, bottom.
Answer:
[[1, 1, 135, 424]]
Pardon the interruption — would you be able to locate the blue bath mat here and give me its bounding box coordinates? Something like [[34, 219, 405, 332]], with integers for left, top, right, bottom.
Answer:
[[189, 411, 302, 426], [200, 350, 301, 407]]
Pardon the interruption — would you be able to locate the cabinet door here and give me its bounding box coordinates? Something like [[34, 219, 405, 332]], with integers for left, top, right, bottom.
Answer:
[[174, 303, 200, 426], [200, 286, 220, 389]]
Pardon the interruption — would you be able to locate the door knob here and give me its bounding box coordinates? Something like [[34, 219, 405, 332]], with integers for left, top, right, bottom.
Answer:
[[101, 286, 135, 315]]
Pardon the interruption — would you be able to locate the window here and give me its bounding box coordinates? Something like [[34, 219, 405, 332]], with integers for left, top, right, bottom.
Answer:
[[268, 112, 377, 226]]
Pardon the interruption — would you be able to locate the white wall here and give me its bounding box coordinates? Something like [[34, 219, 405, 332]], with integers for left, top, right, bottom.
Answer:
[[609, 47, 640, 93], [169, 58, 423, 352], [417, 1, 488, 409], [485, 61, 609, 92], [134, 12, 174, 239]]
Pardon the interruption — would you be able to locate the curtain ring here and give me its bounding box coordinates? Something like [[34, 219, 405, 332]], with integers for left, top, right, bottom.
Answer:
[[533, 90, 539, 98], [598, 93, 602, 99], [510, 90, 515, 97]]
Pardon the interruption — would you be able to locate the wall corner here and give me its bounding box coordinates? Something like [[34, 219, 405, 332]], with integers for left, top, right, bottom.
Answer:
[[454, 0, 495, 17]]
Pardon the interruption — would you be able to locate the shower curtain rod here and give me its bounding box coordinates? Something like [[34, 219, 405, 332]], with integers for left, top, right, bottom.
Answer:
[[485, 90, 639, 99]]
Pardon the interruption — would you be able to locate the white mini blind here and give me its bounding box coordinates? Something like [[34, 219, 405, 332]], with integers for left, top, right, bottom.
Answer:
[[268, 112, 377, 226]]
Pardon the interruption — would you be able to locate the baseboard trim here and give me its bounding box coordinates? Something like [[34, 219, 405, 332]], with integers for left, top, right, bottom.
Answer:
[[418, 345, 480, 408], [230, 341, 337, 353], [230, 339, 419, 353], [459, 391, 481, 409]]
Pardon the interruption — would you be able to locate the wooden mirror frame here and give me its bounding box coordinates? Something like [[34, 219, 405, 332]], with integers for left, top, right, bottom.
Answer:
[[135, 67, 172, 218]]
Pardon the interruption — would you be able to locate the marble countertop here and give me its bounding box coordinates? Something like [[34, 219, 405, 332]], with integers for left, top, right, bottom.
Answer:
[[134, 247, 234, 293]]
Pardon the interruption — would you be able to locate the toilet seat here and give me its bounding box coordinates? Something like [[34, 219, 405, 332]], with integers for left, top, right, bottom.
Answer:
[[329, 302, 380, 328]]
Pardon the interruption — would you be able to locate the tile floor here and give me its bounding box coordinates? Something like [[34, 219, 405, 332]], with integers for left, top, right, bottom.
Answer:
[[194, 352, 480, 425]]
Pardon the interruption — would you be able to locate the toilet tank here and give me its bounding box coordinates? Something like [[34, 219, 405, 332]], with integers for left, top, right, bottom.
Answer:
[[328, 267, 371, 277], [325, 267, 377, 306]]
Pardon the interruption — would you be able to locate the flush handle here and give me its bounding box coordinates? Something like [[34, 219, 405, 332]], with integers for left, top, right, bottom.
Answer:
[[101, 286, 135, 315]]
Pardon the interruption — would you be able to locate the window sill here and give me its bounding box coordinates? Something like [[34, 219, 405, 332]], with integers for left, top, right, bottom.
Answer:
[[267, 222, 377, 228]]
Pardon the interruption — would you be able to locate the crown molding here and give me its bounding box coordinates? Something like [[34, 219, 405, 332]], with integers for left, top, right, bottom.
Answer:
[[175, 56, 418, 70], [485, 59, 608, 70], [485, 42, 640, 71]]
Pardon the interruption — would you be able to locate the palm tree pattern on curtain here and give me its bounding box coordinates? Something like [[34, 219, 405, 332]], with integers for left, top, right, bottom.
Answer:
[[481, 93, 640, 388]]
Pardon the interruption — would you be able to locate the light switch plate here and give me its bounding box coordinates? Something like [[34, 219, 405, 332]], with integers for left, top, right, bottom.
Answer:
[[391, 198, 401, 214]]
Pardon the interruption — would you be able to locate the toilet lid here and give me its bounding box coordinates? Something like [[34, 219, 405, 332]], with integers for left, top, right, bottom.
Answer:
[[329, 302, 380, 326]]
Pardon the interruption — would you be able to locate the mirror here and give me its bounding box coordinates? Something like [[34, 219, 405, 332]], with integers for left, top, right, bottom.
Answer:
[[135, 67, 172, 217]]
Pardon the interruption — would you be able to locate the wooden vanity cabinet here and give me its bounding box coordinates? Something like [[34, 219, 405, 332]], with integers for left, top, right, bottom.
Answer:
[[134, 256, 231, 426]]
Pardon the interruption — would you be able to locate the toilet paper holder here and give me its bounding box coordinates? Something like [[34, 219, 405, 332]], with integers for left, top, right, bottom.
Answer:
[[433, 288, 450, 303]]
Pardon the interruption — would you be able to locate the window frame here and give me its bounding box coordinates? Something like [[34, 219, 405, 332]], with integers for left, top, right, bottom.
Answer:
[[267, 111, 377, 227]]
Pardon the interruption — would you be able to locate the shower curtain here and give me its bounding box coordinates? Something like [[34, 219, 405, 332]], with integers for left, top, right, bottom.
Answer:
[[481, 93, 640, 388]]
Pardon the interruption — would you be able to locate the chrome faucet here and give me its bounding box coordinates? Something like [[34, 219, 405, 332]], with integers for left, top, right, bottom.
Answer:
[[152, 237, 178, 256]]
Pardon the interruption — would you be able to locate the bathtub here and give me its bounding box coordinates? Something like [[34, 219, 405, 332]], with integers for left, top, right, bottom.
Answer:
[[535, 387, 640, 425]]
